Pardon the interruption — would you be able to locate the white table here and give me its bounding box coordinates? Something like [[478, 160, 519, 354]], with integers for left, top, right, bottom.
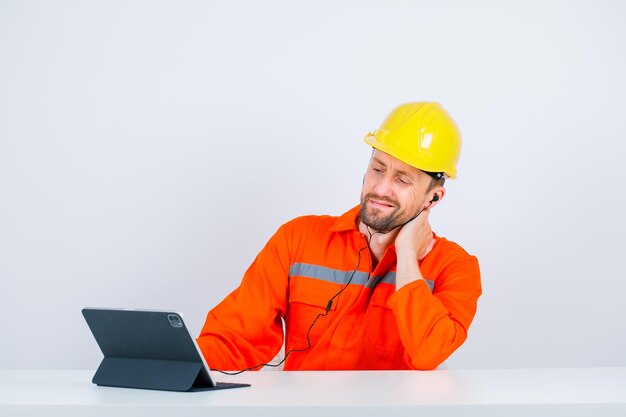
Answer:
[[1, 368, 625, 416]]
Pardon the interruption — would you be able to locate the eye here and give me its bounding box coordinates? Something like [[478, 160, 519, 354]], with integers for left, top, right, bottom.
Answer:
[[397, 177, 410, 185], [372, 167, 383, 174]]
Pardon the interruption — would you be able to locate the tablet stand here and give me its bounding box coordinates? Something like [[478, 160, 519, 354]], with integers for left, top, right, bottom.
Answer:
[[93, 357, 249, 392]]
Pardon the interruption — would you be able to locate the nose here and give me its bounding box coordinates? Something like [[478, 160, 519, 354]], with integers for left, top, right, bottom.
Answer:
[[372, 174, 394, 197]]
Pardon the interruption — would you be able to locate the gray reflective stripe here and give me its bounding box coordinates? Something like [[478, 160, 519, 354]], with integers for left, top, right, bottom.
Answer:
[[289, 262, 434, 292], [289, 263, 370, 286]]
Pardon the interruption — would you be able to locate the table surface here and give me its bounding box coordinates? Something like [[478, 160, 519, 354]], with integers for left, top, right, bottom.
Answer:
[[1, 367, 625, 417]]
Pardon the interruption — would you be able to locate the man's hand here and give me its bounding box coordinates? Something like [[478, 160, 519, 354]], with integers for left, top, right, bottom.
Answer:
[[394, 209, 435, 290], [395, 209, 435, 261]]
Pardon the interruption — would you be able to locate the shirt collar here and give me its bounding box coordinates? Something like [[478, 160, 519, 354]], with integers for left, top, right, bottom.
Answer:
[[329, 205, 361, 232]]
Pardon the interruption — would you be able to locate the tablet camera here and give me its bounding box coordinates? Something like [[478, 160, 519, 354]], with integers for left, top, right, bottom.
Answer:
[[167, 314, 183, 328]]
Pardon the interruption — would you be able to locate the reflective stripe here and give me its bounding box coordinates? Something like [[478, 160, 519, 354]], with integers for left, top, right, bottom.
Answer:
[[289, 262, 434, 292], [290, 262, 370, 285]]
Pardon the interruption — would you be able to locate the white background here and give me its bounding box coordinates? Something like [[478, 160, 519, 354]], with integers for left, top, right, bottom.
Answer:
[[1, 0, 625, 370]]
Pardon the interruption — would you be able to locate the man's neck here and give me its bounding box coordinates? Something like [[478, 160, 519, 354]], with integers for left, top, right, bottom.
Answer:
[[357, 220, 399, 267]]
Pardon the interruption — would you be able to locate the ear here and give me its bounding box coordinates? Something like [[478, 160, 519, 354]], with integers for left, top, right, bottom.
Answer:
[[428, 187, 446, 208]]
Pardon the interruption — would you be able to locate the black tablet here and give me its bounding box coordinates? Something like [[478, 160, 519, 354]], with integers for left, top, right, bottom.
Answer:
[[82, 307, 249, 392]]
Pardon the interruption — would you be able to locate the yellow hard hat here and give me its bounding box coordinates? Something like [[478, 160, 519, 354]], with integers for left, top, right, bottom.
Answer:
[[364, 102, 462, 179]]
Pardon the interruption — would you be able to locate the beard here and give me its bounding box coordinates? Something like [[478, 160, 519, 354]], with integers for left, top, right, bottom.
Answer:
[[359, 193, 411, 233]]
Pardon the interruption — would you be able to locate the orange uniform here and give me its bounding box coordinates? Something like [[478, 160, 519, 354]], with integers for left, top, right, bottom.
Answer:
[[197, 205, 481, 371]]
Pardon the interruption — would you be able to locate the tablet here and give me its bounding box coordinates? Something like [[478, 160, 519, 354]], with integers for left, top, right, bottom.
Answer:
[[82, 307, 249, 392]]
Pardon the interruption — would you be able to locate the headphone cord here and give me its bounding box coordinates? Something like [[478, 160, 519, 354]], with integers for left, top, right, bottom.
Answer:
[[214, 235, 375, 375]]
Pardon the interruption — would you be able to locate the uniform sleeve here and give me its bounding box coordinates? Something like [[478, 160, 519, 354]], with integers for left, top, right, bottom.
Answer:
[[387, 253, 481, 370], [196, 222, 292, 371]]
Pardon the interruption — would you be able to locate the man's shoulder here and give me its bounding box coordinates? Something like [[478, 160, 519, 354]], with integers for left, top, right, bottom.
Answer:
[[432, 235, 478, 263], [428, 235, 481, 291], [270, 214, 342, 249], [277, 207, 358, 238], [283, 213, 342, 231]]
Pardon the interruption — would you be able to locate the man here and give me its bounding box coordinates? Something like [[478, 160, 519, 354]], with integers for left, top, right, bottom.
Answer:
[[197, 102, 481, 371]]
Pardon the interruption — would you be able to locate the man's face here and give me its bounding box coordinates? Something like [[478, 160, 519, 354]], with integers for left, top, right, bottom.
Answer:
[[359, 150, 433, 233]]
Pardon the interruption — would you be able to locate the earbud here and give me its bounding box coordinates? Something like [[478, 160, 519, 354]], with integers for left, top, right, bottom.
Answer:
[[430, 195, 440, 203]]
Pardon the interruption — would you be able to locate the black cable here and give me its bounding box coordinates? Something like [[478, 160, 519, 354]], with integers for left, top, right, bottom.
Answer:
[[214, 240, 372, 375]]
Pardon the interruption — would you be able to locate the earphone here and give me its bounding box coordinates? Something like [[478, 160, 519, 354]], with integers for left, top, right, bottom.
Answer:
[[213, 195, 439, 375]]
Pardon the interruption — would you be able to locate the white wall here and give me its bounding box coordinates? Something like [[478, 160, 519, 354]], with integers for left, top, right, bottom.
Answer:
[[1, 0, 625, 370]]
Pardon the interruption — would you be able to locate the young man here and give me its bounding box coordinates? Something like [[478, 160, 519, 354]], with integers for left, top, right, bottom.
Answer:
[[197, 102, 481, 371]]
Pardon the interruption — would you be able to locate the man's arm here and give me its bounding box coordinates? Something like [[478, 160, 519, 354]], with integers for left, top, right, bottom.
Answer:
[[390, 255, 481, 369], [196, 223, 292, 371], [392, 211, 482, 369]]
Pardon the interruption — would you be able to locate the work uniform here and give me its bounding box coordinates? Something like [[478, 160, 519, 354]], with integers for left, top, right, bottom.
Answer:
[[197, 205, 481, 371]]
